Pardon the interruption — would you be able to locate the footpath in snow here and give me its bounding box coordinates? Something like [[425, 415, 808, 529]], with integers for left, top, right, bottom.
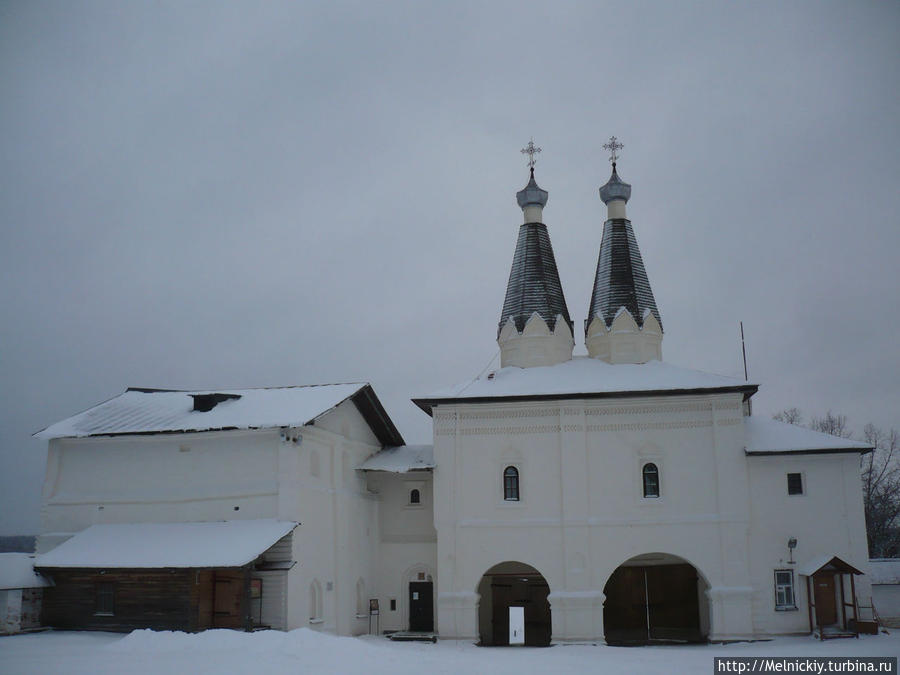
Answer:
[[1, 628, 898, 675]]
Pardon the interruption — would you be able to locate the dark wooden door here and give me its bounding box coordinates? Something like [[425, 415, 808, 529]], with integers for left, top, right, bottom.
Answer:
[[604, 566, 649, 644], [605, 564, 702, 644], [814, 573, 837, 626], [213, 571, 244, 629], [646, 564, 701, 641], [491, 581, 512, 645], [409, 582, 433, 632]]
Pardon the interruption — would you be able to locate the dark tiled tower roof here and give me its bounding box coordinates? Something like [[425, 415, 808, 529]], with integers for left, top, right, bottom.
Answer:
[[498, 170, 573, 338], [586, 166, 662, 332]]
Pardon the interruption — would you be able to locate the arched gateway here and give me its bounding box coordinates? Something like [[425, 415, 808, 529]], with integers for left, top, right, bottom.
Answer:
[[603, 553, 710, 645], [476, 561, 551, 646]]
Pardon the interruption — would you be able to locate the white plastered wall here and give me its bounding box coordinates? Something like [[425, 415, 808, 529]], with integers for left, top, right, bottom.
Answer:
[[366, 471, 437, 632], [498, 314, 574, 369], [585, 311, 662, 364], [746, 452, 871, 635], [37, 397, 383, 637], [432, 393, 763, 642]]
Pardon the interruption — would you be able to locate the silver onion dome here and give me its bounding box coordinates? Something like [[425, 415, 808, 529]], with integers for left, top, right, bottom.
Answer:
[[599, 164, 632, 205], [516, 168, 549, 209]]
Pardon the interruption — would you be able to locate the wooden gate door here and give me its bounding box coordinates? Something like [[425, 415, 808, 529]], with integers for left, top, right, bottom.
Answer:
[[646, 564, 701, 642], [409, 582, 433, 632], [813, 573, 837, 626], [604, 566, 649, 644], [213, 571, 244, 629]]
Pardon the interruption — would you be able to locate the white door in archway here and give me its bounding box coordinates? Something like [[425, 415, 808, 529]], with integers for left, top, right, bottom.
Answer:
[[509, 606, 525, 644]]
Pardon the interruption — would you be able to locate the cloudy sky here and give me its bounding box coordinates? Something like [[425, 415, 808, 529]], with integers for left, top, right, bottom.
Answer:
[[1, 1, 898, 535]]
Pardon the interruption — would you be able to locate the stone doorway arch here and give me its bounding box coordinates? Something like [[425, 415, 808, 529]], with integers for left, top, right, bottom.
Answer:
[[603, 552, 710, 645], [476, 561, 551, 646]]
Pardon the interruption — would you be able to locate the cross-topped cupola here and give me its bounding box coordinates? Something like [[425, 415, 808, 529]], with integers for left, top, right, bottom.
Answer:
[[497, 141, 574, 368], [585, 137, 663, 364]]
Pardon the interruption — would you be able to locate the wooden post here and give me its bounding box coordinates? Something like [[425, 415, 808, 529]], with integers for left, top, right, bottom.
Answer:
[[806, 577, 814, 634], [839, 574, 846, 629], [850, 574, 858, 632]]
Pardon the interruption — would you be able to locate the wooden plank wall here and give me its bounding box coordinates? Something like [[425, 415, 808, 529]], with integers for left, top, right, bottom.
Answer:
[[41, 569, 196, 632]]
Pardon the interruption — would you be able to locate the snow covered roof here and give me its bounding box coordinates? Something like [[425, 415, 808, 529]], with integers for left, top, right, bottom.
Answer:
[[359, 445, 434, 472], [869, 559, 900, 585], [0, 553, 50, 589], [35, 383, 404, 446], [413, 357, 757, 414], [798, 555, 863, 577], [35, 520, 297, 569], [744, 417, 872, 455]]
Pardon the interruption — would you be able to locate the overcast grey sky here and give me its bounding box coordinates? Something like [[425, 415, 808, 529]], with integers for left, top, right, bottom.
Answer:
[[1, 1, 898, 535]]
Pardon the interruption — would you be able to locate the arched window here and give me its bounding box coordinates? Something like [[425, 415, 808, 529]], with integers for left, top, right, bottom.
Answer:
[[503, 466, 520, 501], [409, 488, 420, 504], [309, 579, 322, 622], [642, 463, 660, 498]]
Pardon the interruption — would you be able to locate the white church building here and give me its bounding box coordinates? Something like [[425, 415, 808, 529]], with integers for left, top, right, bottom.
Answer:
[[32, 143, 873, 644]]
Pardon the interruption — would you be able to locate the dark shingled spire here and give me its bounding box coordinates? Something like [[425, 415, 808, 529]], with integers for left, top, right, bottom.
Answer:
[[498, 171, 573, 337], [586, 166, 662, 333]]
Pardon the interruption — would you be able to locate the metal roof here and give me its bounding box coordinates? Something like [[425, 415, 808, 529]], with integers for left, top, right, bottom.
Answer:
[[34, 520, 297, 569], [359, 445, 434, 472], [0, 553, 50, 590], [499, 222, 573, 336], [586, 216, 661, 333], [34, 383, 404, 447], [744, 416, 872, 455], [413, 356, 758, 414]]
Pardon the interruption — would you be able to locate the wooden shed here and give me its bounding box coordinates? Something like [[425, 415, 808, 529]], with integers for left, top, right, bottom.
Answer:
[[0, 553, 50, 634], [35, 520, 297, 633]]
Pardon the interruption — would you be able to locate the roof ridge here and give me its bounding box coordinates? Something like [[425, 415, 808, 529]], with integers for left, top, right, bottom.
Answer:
[[126, 382, 368, 394]]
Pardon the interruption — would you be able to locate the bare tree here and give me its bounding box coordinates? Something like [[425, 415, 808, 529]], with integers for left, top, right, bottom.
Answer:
[[773, 408, 803, 425], [810, 410, 852, 439], [861, 424, 900, 558]]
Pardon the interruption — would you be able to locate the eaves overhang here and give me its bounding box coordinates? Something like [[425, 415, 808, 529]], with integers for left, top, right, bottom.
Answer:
[[412, 383, 759, 416]]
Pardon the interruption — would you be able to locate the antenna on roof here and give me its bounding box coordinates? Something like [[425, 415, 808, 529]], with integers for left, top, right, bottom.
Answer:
[[740, 321, 749, 381], [740, 321, 752, 416]]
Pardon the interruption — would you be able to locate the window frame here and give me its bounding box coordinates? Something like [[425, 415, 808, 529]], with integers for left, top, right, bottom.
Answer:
[[503, 466, 520, 501], [774, 569, 797, 610], [409, 488, 421, 505], [94, 581, 115, 616], [787, 472, 804, 496], [642, 462, 660, 499]]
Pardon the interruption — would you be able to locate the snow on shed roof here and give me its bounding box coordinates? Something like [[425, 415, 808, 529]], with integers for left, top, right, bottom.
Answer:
[[0, 553, 50, 589], [869, 559, 900, 585], [35, 520, 297, 569], [359, 445, 434, 472], [744, 416, 872, 455], [413, 357, 756, 413], [34, 383, 403, 445]]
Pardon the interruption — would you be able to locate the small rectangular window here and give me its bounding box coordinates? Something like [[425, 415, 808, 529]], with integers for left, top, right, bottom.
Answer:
[[787, 473, 803, 495], [774, 570, 796, 609], [390, 598, 396, 611], [95, 582, 115, 616]]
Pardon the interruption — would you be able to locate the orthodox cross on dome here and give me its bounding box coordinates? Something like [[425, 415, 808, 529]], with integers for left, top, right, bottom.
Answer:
[[521, 138, 542, 168], [603, 136, 624, 164]]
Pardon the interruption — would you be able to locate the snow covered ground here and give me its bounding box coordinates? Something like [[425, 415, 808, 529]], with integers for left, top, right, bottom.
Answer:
[[1, 629, 898, 675]]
